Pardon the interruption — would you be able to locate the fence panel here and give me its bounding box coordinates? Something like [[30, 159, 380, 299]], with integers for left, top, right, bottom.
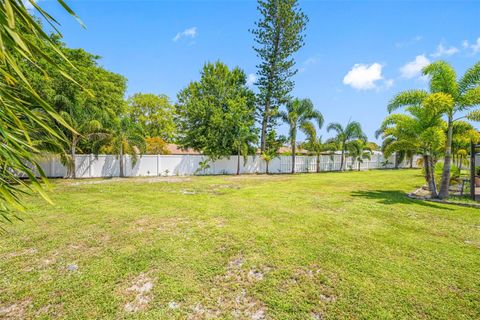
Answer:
[[36, 152, 420, 178]]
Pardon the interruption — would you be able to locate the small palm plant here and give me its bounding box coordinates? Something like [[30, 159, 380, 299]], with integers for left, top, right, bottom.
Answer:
[[233, 127, 257, 175], [108, 117, 146, 177], [261, 130, 286, 174], [278, 98, 323, 174], [348, 139, 373, 171], [327, 121, 367, 171], [300, 122, 326, 173]]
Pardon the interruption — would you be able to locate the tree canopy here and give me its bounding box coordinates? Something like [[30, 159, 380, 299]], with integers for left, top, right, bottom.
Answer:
[[252, 0, 308, 151], [176, 61, 256, 160], [127, 93, 176, 141]]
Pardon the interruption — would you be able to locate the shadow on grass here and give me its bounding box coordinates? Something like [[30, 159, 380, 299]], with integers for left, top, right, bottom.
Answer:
[[351, 190, 453, 211]]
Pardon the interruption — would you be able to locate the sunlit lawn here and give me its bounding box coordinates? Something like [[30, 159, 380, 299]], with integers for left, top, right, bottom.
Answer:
[[0, 170, 479, 319]]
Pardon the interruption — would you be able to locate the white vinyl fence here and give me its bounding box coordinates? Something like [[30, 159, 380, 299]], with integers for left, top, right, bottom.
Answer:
[[37, 153, 421, 178]]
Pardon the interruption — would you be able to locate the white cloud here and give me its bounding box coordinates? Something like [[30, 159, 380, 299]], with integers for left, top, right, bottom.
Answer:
[[463, 38, 480, 54], [430, 43, 459, 58], [395, 35, 423, 48], [400, 54, 430, 79], [299, 57, 319, 73], [343, 63, 389, 90], [173, 27, 198, 42], [246, 73, 256, 86]]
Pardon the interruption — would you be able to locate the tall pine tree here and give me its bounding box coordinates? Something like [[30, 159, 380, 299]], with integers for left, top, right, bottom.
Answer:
[[251, 0, 308, 151]]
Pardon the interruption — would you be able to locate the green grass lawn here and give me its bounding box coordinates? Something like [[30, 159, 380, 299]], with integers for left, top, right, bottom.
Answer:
[[1, 170, 479, 319]]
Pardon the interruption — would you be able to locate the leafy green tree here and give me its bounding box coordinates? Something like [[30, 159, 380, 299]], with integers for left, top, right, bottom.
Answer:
[[326, 121, 367, 171], [0, 0, 81, 222], [389, 61, 480, 198], [251, 0, 308, 151], [21, 43, 127, 178], [279, 98, 323, 173], [176, 61, 256, 161], [145, 137, 170, 155], [127, 93, 176, 141]]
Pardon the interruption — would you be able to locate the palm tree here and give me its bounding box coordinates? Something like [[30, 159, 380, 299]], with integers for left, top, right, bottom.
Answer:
[[49, 95, 110, 179], [380, 93, 449, 197], [452, 121, 478, 172], [108, 117, 146, 178], [261, 130, 286, 174], [279, 98, 323, 174], [300, 122, 329, 173], [233, 128, 257, 175], [0, 0, 80, 220], [389, 61, 480, 199], [326, 121, 367, 171], [348, 139, 373, 171], [375, 128, 417, 169]]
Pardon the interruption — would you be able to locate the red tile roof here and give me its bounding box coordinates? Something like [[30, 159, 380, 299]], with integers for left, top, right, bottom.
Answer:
[[166, 144, 202, 155]]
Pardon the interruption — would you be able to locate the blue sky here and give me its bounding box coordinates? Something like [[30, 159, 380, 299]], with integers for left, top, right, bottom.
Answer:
[[36, 0, 480, 142]]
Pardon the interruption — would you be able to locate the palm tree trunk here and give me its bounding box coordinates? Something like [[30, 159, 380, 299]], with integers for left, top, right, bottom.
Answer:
[[291, 132, 296, 174], [459, 154, 463, 172], [68, 137, 77, 179], [410, 156, 413, 169], [438, 117, 454, 199], [316, 153, 320, 173], [237, 146, 241, 175], [119, 144, 124, 178], [424, 154, 437, 197], [340, 148, 345, 171], [358, 160, 361, 171], [266, 160, 269, 174], [428, 155, 438, 197]]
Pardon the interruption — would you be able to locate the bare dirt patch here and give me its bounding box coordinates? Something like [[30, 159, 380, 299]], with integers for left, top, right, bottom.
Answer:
[[2, 248, 37, 259], [121, 272, 155, 313], [186, 255, 270, 319], [0, 299, 31, 319]]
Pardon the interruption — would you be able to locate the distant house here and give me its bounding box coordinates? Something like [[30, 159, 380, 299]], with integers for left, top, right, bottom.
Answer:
[[166, 144, 202, 155], [277, 146, 309, 155]]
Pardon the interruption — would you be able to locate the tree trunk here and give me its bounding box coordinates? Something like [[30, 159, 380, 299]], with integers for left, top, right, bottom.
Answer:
[[424, 154, 437, 197], [266, 160, 269, 174], [410, 156, 413, 169], [340, 148, 345, 171], [237, 147, 241, 175], [316, 153, 320, 173], [438, 117, 453, 199], [428, 155, 438, 198], [68, 137, 77, 179], [260, 100, 269, 152], [358, 160, 361, 171], [458, 154, 463, 172], [291, 131, 296, 174], [423, 154, 430, 186], [119, 144, 124, 178]]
